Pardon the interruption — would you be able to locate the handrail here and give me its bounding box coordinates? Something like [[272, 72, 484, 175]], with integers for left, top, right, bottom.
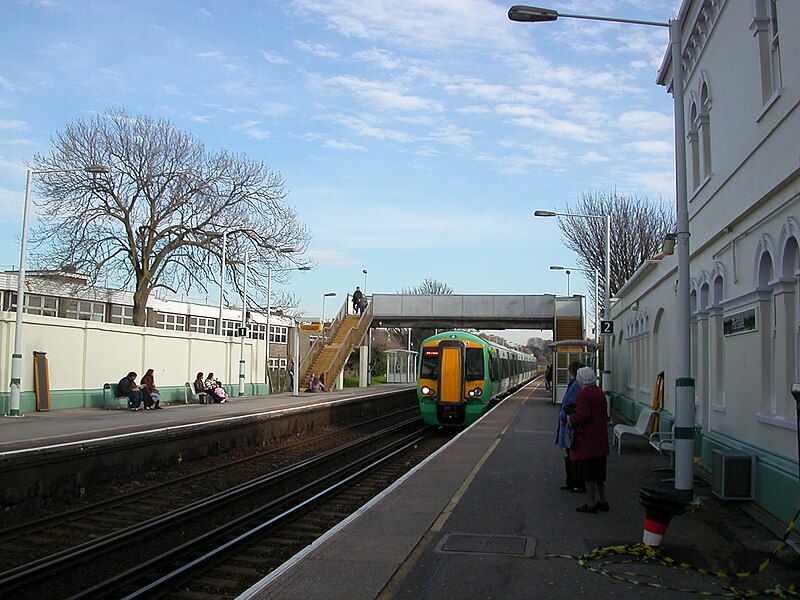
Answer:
[[322, 302, 373, 388], [299, 297, 349, 385]]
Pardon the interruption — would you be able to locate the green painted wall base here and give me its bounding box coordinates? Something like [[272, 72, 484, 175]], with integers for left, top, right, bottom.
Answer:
[[610, 392, 800, 529]]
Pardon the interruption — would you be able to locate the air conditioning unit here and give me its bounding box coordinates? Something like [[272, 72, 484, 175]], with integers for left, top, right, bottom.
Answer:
[[712, 449, 755, 500]]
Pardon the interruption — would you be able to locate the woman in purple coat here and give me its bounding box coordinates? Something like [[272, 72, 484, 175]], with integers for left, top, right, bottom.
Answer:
[[567, 367, 610, 513]]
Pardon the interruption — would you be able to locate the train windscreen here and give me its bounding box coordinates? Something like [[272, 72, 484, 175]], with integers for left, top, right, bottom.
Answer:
[[465, 348, 484, 380], [420, 350, 439, 379]]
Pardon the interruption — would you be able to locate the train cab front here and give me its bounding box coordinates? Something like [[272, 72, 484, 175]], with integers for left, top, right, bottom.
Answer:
[[418, 339, 468, 425]]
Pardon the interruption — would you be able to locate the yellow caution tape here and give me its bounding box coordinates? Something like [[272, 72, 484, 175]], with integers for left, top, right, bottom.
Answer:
[[545, 507, 800, 597]]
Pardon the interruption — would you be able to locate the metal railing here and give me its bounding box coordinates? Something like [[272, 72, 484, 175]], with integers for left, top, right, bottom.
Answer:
[[321, 301, 373, 388]]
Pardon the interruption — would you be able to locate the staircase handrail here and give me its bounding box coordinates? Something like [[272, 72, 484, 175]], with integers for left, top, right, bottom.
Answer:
[[322, 303, 373, 386], [299, 333, 324, 383]]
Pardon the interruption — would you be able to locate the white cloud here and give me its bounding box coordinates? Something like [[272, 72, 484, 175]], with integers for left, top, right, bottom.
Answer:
[[162, 84, 181, 96], [324, 139, 367, 151], [496, 104, 607, 143], [260, 50, 288, 64], [195, 51, 225, 59], [427, 123, 474, 147], [618, 110, 673, 131], [321, 75, 444, 112], [624, 140, 673, 155], [294, 40, 339, 58], [330, 114, 415, 143], [234, 121, 271, 139], [0, 120, 27, 131], [351, 48, 404, 69], [581, 151, 611, 163]]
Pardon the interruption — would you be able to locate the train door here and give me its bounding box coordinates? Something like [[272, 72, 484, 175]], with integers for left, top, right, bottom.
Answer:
[[437, 340, 466, 424]]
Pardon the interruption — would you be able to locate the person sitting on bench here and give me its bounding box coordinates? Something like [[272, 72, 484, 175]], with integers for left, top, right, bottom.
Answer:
[[205, 372, 228, 403], [118, 371, 144, 411]]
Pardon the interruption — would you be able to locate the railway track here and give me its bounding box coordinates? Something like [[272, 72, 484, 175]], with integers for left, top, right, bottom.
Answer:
[[0, 409, 448, 599]]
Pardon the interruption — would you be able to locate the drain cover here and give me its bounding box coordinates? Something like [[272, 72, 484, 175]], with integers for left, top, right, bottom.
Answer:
[[440, 533, 529, 555]]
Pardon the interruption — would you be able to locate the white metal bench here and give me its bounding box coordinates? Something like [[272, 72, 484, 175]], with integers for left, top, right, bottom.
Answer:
[[612, 407, 657, 454], [649, 427, 675, 455], [184, 382, 208, 404]]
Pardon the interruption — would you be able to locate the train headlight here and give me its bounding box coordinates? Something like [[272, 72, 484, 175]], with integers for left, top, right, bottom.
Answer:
[[421, 386, 433, 396], [467, 387, 482, 397]]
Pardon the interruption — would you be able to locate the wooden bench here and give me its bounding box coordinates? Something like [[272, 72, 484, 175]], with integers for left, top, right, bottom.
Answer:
[[184, 382, 208, 404], [612, 407, 657, 454], [103, 383, 132, 410]]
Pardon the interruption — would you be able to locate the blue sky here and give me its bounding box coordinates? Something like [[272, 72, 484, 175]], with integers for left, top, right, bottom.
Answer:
[[0, 0, 682, 344]]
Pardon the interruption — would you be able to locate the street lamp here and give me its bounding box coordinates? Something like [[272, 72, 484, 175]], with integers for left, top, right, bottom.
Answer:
[[362, 269, 368, 292], [218, 231, 228, 333], [516, 5, 694, 503], [238, 251, 249, 397], [321, 292, 336, 343], [551, 265, 600, 345], [265, 264, 310, 393], [8, 164, 110, 417], [535, 209, 611, 386]]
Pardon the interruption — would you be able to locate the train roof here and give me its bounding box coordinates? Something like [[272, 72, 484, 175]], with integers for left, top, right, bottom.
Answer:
[[420, 330, 534, 358]]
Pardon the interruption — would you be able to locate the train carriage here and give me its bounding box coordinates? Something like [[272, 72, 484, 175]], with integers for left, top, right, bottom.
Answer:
[[416, 331, 537, 426]]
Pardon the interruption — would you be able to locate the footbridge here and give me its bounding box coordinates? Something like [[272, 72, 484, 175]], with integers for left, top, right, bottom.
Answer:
[[299, 294, 584, 391], [369, 293, 573, 330]]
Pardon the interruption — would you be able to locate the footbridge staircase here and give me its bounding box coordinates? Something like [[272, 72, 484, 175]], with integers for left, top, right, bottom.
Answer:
[[299, 303, 373, 391]]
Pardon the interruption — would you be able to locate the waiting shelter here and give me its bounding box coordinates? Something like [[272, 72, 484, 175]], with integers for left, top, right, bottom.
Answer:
[[385, 349, 417, 383], [548, 339, 598, 405]]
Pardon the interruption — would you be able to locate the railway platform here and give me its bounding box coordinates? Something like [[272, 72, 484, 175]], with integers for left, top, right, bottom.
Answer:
[[0, 384, 415, 454], [244, 381, 800, 600], [0, 384, 416, 507]]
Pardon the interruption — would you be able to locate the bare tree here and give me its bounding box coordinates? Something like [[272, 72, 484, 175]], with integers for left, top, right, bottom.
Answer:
[[394, 278, 453, 349], [400, 278, 453, 295], [29, 108, 311, 325], [557, 190, 675, 312]]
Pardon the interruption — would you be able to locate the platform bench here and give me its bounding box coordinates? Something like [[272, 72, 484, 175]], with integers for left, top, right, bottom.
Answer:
[[184, 382, 208, 404], [103, 383, 132, 410], [612, 407, 657, 454]]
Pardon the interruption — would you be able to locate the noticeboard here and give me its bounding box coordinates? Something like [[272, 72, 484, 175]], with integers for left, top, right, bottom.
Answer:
[[33, 351, 51, 412]]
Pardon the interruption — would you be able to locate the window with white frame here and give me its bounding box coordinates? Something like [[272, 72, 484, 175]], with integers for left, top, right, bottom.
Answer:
[[268, 357, 287, 370], [753, 0, 782, 104], [157, 313, 186, 331], [110, 305, 134, 325], [270, 325, 288, 344], [221, 319, 240, 336], [12, 293, 58, 317], [65, 300, 106, 322], [189, 316, 217, 335], [249, 323, 267, 340]]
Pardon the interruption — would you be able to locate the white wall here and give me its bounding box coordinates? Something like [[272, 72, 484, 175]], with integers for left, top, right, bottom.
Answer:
[[0, 312, 264, 394]]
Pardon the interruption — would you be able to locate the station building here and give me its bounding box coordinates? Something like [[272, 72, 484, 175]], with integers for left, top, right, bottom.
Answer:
[[0, 270, 295, 411], [608, 0, 800, 523]]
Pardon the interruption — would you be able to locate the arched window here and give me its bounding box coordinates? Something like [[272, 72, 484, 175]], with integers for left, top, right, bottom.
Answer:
[[752, 0, 782, 105], [699, 79, 712, 178], [688, 98, 701, 190]]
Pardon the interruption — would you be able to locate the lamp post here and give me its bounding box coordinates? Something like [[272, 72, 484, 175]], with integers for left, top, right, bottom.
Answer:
[[550, 265, 600, 345], [265, 265, 310, 393], [321, 292, 336, 343], [516, 5, 694, 503], [565, 270, 571, 295], [218, 231, 228, 334], [362, 269, 368, 293], [8, 165, 109, 417], [535, 210, 611, 389], [238, 251, 249, 397]]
